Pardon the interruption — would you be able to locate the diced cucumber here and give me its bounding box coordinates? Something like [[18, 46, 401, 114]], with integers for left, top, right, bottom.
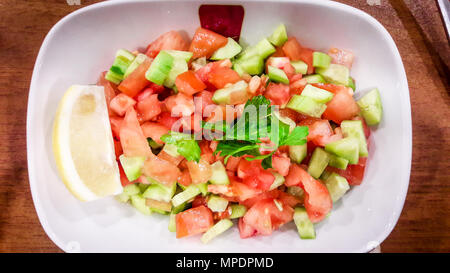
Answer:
[[116, 192, 130, 203], [146, 198, 172, 213], [287, 186, 304, 199], [325, 173, 350, 202], [300, 84, 334, 103], [142, 180, 177, 203], [171, 201, 188, 214], [268, 24, 288, 47], [357, 88, 383, 126], [110, 49, 135, 75], [237, 55, 264, 75], [197, 183, 208, 196], [232, 62, 246, 76], [211, 37, 242, 60], [177, 182, 187, 191], [165, 50, 193, 62], [316, 64, 349, 86], [307, 147, 331, 179], [347, 77, 356, 91], [119, 155, 145, 181], [130, 195, 152, 215], [230, 204, 247, 219], [289, 144, 307, 163], [304, 74, 326, 84], [162, 143, 180, 157], [320, 170, 333, 181], [328, 155, 349, 170], [291, 60, 308, 75], [147, 138, 163, 149], [268, 65, 289, 84], [172, 185, 201, 207], [212, 80, 248, 105], [164, 57, 188, 88], [201, 219, 233, 244], [254, 38, 276, 59], [191, 57, 207, 71], [313, 52, 331, 68], [207, 195, 229, 212], [286, 95, 327, 118], [124, 53, 148, 78], [123, 183, 140, 195], [209, 161, 230, 185], [293, 207, 315, 239], [168, 213, 176, 232], [105, 70, 123, 84], [138, 183, 150, 193], [341, 120, 368, 157], [270, 172, 285, 190], [145, 51, 174, 85], [116, 49, 136, 63], [325, 137, 359, 164]]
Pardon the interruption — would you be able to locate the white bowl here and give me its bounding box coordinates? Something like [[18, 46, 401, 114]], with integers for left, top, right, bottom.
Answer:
[[27, 0, 411, 253]]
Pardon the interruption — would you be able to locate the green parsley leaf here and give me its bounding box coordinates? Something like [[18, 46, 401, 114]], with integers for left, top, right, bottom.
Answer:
[[280, 126, 309, 146], [160, 132, 201, 162]]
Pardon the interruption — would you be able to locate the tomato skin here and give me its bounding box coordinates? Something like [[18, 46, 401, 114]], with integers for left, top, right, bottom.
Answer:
[[120, 108, 153, 158], [327, 157, 367, 186], [194, 91, 214, 114], [142, 156, 181, 186], [264, 82, 291, 106], [295, 167, 332, 223], [176, 205, 214, 238], [186, 158, 212, 184], [208, 66, 241, 89], [285, 164, 304, 187], [110, 116, 123, 140], [141, 121, 169, 144], [225, 156, 241, 172], [237, 159, 275, 191], [136, 94, 161, 122], [145, 30, 189, 58], [109, 93, 136, 116], [199, 141, 215, 164], [192, 195, 207, 207], [189, 27, 228, 59], [282, 37, 314, 74], [114, 140, 123, 160], [322, 88, 359, 124], [176, 71, 207, 96], [118, 58, 152, 97]]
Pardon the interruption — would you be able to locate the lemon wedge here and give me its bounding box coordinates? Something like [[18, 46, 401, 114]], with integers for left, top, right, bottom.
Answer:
[[53, 85, 122, 201]]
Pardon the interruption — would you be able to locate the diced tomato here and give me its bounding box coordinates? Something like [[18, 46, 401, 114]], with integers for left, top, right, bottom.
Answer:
[[295, 167, 332, 223], [114, 140, 123, 160], [213, 209, 231, 221], [192, 195, 207, 207], [165, 93, 195, 117], [195, 59, 232, 89], [194, 91, 214, 114], [109, 93, 136, 116], [189, 27, 228, 59], [140, 121, 169, 144], [119, 163, 135, 187], [178, 169, 193, 187], [240, 190, 280, 208], [178, 112, 202, 133], [278, 191, 303, 207], [157, 111, 179, 130], [225, 156, 241, 172], [270, 46, 286, 58], [118, 58, 152, 97], [199, 141, 214, 164], [136, 94, 161, 122], [327, 157, 367, 186], [265, 57, 296, 79], [110, 116, 123, 140], [328, 48, 354, 69], [142, 156, 180, 186], [282, 37, 314, 74], [238, 217, 258, 239], [285, 164, 304, 187], [145, 30, 189, 58], [97, 71, 119, 116], [238, 159, 275, 191], [299, 119, 341, 147], [208, 66, 241, 89], [279, 108, 308, 123], [243, 198, 294, 236], [264, 82, 291, 106], [186, 158, 212, 184], [207, 179, 261, 202], [157, 150, 184, 166], [176, 71, 207, 96], [272, 155, 291, 176], [312, 83, 353, 96], [135, 83, 166, 101], [120, 108, 153, 158], [322, 88, 360, 124], [289, 78, 308, 95], [176, 205, 214, 238]]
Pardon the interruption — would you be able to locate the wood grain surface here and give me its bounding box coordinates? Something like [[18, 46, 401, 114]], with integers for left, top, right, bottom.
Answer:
[[0, 0, 448, 253]]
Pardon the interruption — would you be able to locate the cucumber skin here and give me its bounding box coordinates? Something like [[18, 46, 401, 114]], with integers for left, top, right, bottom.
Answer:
[[341, 120, 368, 157], [357, 88, 383, 126], [201, 219, 233, 244], [293, 207, 316, 239], [307, 147, 331, 179]]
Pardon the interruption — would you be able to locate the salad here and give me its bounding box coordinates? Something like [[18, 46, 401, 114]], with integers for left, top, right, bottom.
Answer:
[[91, 23, 382, 243]]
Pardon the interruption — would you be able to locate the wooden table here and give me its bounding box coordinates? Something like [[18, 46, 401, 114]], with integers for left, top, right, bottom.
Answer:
[[0, 0, 448, 253]]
